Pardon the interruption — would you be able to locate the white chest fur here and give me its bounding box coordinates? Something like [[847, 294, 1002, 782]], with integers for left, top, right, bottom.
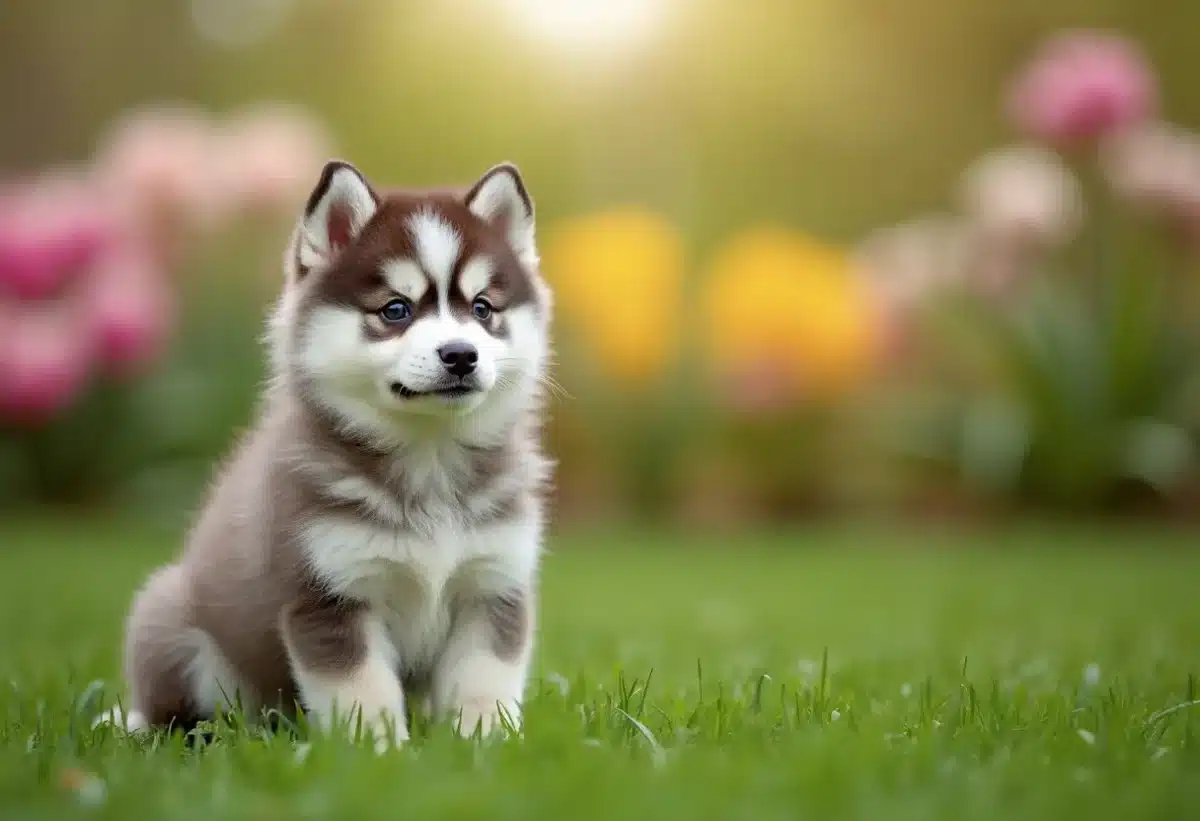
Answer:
[[300, 514, 540, 673]]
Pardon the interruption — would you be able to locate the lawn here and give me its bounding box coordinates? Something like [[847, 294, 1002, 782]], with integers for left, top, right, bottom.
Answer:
[[0, 515, 1198, 819]]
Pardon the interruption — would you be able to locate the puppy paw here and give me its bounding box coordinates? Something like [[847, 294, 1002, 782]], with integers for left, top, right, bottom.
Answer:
[[357, 710, 409, 755], [372, 727, 406, 756], [453, 697, 521, 739], [91, 707, 149, 734], [310, 704, 408, 753]]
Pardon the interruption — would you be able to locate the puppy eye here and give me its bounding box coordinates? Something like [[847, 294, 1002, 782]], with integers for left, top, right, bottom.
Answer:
[[471, 297, 493, 321], [378, 298, 413, 324]]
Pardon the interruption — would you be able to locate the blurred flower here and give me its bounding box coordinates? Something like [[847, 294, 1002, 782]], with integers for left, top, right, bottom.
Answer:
[[702, 228, 877, 403], [855, 215, 973, 310], [722, 360, 801, 414], [86, 242, 174, 377], [1100, 120, 1200, 231], [960, 144, 1084, 250], [215, 103, 334, 216], [92, 103, 225, 259], [58, 767, 107, 808], [0, 301, 92, 423], [542, 209, 684, 386], [1006, 31, 1157, 147], [854, 215, 976, 361], [0, 171, 113, 300], [0, 99, 327, 426]]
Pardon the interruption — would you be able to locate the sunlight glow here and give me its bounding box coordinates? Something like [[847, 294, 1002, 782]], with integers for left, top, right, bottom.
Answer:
[[504, 0, 666, 53]]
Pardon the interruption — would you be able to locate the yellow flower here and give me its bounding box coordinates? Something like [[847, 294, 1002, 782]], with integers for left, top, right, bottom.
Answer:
[[541, 209, 685, 385], [701, 228, 878, 398]]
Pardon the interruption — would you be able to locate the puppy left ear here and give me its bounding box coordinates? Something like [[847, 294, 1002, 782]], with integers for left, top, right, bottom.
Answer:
[[465, 163, 537, 265], [293, 160, 379, 278]]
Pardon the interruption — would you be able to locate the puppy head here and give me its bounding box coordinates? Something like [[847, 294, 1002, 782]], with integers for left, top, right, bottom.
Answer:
[[273, 160, 551, 441]]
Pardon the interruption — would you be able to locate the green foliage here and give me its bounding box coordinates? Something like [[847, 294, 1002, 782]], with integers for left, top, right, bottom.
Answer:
[[882, 236, 1200, 510]]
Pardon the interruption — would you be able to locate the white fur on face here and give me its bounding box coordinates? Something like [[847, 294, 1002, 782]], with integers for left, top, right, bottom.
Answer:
[[457, 257, 493, 302], [383, 313, 500, 397], [409, 210, 461, 306], [381, 259, 429, 303], [297, 245, 547, 443]]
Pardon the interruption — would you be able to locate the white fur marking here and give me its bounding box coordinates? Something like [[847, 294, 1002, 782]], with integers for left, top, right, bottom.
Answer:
[[303, 508, 540, 598], [300, 305, 367, 379], [458, 256, 493, 301], [408, 211, 462, 307], [381, 259, 429, 302]]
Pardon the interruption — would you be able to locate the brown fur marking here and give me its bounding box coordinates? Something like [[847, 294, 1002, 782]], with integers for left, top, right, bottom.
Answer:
[[281, 590, 369, 676], [483, 591, 529, 661]]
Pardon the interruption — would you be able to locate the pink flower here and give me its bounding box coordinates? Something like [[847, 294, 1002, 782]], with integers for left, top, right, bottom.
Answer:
[[92, 104, 227, 260], [721, 361, 800, 415], [1006, 31, 1158, 147], [854, 215, 975, 312], [1100, 121, 1200, 226], [960, 144, 1084, 250], [854, 216, 997, 364], [214, 103, 334, 217], [0, 301, 92, 423], [0, 171, 112, 300], [86, 242, 173, 377]]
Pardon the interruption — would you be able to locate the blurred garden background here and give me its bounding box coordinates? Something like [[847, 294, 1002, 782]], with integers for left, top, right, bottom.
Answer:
[[5, 5, 1200, 816], [6, 0, 1200, 529]]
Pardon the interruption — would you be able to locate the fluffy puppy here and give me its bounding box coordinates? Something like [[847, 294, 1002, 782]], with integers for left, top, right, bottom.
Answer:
[[105, 159, 554, 747]]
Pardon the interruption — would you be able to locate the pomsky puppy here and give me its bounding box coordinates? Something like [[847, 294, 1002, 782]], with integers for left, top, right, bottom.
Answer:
[[102, 159, 554, 748]]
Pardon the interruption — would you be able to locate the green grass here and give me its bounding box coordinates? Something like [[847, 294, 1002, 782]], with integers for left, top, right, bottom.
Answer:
[[1, 516, 1199, 819]]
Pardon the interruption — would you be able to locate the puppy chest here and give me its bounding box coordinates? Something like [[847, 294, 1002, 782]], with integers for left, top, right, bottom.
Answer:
[[363, 567, 454, 672], [301, 518, 499, 668]]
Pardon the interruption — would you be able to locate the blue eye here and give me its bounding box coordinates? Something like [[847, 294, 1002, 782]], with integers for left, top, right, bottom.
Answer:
[[379, 299, 412, 323], [472, 298, 493, 321]]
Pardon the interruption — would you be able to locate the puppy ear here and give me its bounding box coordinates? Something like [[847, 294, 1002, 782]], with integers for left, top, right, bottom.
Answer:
[[293, 160, 379, 278], [465, 163, 537, 265]]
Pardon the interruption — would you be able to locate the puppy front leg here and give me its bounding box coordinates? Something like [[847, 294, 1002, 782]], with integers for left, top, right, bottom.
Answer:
[[434, 588, 533, 738], [280, 594, 407, 751]]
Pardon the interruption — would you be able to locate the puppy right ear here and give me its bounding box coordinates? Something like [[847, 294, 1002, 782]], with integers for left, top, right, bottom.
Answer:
[[292, 160, 379, 278]]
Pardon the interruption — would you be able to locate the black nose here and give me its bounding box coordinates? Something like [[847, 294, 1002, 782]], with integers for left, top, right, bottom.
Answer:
[[438, 340, 478, 378]]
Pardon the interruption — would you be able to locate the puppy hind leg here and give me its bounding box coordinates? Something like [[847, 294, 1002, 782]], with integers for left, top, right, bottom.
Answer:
[[105, 564, 206, 734]]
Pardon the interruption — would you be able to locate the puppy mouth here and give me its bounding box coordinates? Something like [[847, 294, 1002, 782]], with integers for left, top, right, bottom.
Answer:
[[390, 382, 479, 401]]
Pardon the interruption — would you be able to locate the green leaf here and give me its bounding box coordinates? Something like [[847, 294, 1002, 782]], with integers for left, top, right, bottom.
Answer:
[[959, 396, 1029, 495]]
